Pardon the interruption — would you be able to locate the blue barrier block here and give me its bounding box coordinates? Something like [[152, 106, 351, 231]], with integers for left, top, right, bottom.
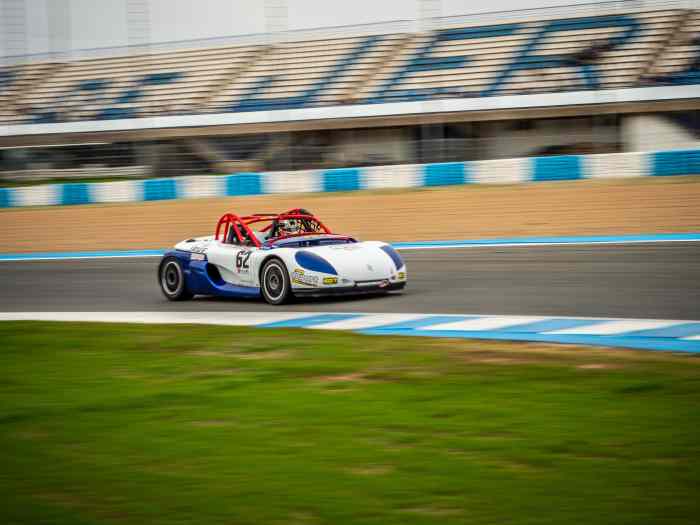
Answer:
[[0, 187, 12, 208], [225, 173, 262, 196], [532, 155, 582, 181], [143, 178, 177, 201], [322, 168, 361, 192], [60, 183, 91, 205], [423, 162, 467, 186], [652, 150, 700, 176]]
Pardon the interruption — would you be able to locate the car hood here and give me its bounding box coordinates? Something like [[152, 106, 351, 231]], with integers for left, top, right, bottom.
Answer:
[[294, 242, 400, 281]]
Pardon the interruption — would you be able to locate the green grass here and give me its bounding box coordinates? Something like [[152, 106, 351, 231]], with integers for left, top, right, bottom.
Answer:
[[1, 322, 699, 525]]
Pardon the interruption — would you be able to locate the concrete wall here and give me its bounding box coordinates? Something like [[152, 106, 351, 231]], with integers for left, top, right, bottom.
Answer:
[[480, 118, 619, 159], [623, 115, 700, 152], [329, 128, 412, 166]]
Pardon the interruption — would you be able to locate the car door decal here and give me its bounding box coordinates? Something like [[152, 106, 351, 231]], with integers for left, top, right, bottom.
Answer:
[[236, 250, 251, 272]]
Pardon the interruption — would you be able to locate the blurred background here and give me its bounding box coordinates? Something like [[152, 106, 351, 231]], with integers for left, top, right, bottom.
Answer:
[[0, 0, 698, 180]]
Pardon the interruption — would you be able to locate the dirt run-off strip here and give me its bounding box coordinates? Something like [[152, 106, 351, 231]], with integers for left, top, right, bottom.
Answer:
[[1, 176, 699, 253]]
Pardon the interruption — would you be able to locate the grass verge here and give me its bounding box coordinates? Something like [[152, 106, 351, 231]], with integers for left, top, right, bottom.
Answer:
[[1, 322, 699, 524]]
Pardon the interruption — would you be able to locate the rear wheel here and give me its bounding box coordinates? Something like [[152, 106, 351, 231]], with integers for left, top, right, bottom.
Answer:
[[260, 258, 291, 305], [159, 257, 193, 301]]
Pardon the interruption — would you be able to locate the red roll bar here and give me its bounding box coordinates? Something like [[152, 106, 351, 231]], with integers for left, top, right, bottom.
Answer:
[[214, 210, 332, 248]]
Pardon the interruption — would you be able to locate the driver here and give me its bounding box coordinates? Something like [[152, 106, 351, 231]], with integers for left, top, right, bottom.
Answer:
[[268, 209, 316, 239], [280, 217, 302, 235]]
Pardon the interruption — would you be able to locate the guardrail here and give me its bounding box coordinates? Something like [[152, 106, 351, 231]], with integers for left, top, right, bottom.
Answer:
[[1, 148, 698, 208]]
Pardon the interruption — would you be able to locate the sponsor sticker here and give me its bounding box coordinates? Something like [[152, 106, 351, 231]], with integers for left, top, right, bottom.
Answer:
[[292, 268, 319, 286], [190, 252, 206, 261], [323, 277, 338, 285], [190, 243, 209, 254]]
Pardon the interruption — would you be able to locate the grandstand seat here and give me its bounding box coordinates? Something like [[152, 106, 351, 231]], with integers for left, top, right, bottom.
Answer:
[[0, 6, 697, 124], [360, 9, 685, 101], [206, 33, 405, 111], [644, 10, 700, 85], [6, 43, 263, 122]]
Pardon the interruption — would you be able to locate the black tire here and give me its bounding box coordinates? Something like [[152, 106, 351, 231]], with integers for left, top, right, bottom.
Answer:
[[159, 257, 193, 301], [260, 258, 291, 305]]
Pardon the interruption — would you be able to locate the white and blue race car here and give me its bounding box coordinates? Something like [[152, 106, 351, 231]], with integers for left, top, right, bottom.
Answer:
[[158, 209, 407, 305]]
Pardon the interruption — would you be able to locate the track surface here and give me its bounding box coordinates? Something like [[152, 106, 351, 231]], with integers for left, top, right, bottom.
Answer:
[[1, 243, 699, 320]]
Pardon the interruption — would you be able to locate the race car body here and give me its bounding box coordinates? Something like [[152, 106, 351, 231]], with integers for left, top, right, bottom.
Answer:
[[158, 210, 407, 304]]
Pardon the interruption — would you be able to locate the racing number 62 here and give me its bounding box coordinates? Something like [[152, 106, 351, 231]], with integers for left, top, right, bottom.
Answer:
[[236, 250, 251, 270]]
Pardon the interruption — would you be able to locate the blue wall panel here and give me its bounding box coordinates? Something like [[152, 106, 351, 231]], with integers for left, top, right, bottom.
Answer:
[[652, 149, 700, 176], [0, 187, 12, 208], [225, 173, 262, 196], [532, 155, 582, 181], [423, 162, 467, 186], [143, 178, 178, 201], [60, 183, 91, 205], [322, 168, 361, 192]]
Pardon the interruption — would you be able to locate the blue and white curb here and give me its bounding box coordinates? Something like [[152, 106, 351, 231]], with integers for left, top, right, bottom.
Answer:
[[1, 149, 698, 208], [1, 232, 699, 262], [0, 312, 698, 353]]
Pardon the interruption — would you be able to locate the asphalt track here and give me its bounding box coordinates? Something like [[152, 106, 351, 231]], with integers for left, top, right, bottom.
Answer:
[[1, 242, 699, 320]]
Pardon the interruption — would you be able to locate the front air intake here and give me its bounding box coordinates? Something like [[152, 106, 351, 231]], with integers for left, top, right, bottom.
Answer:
[[380, 245, 404, 271], [294, 251, 338, 275]]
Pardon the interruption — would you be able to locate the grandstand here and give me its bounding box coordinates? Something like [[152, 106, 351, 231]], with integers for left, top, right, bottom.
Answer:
[[0, 0, 698, 178], [1, 1, 698, 124]]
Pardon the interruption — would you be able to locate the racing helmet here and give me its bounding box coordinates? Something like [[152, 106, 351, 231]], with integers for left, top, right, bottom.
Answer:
[[280, 218, 301, 234]]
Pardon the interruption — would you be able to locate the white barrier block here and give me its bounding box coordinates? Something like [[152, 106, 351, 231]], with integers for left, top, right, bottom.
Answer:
[[362, 164, 421, 189], [470, 157, 529, 184], [12, 184, 59, 207], [179, 175, 226, 199], [262, 170, 321, 194], [422, 316, 546, 332], [312, 314, 427, 330], [91, 181, 141, 203], [548, 319, 682, 335], [584, 151, 647, 179]]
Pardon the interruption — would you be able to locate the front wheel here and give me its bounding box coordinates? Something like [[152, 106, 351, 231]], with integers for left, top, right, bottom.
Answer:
[[159, 257, 193, 301], [260, 258, 291, 305]]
